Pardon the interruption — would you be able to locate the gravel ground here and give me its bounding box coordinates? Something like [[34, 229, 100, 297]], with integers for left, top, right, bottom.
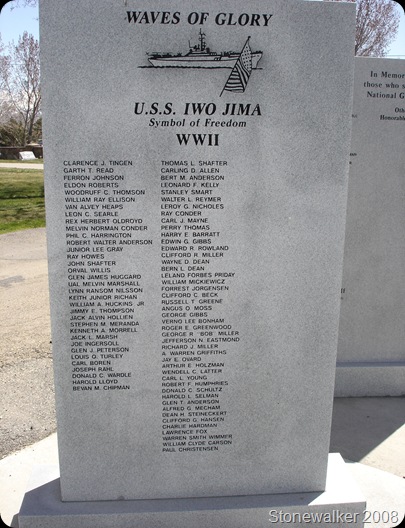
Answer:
[[0, 228, 56, 459]]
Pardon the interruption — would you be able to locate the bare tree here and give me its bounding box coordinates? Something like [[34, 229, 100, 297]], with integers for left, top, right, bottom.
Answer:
[[2, 0, 38, 9], [0, 31, 41, 144], [327, 0, 401, 56]]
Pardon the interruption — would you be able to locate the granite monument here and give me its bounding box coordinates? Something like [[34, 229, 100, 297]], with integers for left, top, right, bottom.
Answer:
[[20, 0, 365, 525], [336, 57, 405, 397]]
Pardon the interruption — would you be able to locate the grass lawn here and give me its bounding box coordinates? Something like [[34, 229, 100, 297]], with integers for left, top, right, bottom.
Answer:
[[0, 168, 45, 234]]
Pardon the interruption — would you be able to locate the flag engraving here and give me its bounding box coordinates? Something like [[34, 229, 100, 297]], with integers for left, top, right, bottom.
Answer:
[[220, 37, 254, 96]]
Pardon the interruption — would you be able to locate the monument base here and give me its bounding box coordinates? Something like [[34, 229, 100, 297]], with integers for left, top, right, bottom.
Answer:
[[19, 454, 365, 528], [335, 362, 405, 396]]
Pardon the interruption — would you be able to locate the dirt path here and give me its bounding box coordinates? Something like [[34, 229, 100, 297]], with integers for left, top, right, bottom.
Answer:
[[0, 163, 43, 170], [0, 228, 56, 458]]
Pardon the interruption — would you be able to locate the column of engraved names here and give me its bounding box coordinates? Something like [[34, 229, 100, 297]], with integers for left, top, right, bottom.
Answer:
[[64, 160, 149, 393], [160, 159, 239, 453]]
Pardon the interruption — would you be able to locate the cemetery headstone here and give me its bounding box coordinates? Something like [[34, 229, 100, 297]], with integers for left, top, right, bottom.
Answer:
[[19, 151, 37, 160], [19, 0, 365, 526], [336, 57, 405, 397]]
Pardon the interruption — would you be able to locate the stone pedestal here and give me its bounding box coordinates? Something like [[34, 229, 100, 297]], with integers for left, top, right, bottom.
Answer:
[[19, 455, 365, 528], [335, 362, 405, 397]]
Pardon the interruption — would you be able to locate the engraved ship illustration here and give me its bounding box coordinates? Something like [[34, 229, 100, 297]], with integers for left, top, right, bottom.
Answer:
[[148, 30, 262, 69]]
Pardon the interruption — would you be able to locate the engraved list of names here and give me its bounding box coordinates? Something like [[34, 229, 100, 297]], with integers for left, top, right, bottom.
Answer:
[[64, 159, 148, 391], [160, 158, 237, 454], [63, 155, 239, 454]]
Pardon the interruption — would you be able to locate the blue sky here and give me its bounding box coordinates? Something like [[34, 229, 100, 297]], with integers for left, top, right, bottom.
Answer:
[[0, 0, 404, 57]]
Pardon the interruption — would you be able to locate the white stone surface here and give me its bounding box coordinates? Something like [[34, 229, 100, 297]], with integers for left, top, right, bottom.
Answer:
[[18, 455, 366, 528], [39, 0, 356, 502], [335, 363, 405, 397], [337, 57, 405, 396], [18, 152, 36, 160], [0, 435, 59, 528]]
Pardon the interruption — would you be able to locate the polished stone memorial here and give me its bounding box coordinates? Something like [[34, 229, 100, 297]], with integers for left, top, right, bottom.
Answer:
[[336, 57, 405, 397], [20, 0, 365, 526]]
